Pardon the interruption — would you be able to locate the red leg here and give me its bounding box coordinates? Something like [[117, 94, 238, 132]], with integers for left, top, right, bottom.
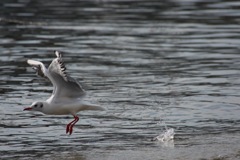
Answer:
[[66, 116, 79, 135], [69, 116, 79, 135], [66, 116, 77, 134]]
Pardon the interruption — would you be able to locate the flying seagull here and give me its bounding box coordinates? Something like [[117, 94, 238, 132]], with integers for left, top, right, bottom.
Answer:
[[24, 51, 104, 135]]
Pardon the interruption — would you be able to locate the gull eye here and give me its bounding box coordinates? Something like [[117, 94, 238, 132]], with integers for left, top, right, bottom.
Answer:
[[34, 104, 37, 108], [40, 104, 43, 108]]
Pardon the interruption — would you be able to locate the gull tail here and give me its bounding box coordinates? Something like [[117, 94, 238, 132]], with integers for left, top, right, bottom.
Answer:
[[81, 102, 105, 111]]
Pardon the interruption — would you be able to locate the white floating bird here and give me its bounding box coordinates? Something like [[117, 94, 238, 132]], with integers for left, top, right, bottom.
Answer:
[[24, 51, 105, 135]]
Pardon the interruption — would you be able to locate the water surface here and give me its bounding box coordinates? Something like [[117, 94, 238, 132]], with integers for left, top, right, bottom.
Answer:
[[0, 0, 240, 159]]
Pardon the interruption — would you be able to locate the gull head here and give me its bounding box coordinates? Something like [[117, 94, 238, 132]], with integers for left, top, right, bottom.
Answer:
[[24, 101, 46, 112]]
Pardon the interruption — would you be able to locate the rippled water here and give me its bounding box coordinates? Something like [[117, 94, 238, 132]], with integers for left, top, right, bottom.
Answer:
[[1, 0, 240, 159]]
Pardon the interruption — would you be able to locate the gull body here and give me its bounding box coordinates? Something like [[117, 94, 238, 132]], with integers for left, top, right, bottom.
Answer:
[[29, 101, 102, 115], [24, 51, 104, 135]]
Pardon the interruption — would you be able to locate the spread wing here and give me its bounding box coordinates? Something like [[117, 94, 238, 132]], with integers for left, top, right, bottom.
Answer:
[[27, 51, 86, 104], [27, 59, 49, 80]]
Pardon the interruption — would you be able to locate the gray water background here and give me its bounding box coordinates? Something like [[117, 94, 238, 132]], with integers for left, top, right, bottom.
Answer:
[[0, 0, 240, 159]]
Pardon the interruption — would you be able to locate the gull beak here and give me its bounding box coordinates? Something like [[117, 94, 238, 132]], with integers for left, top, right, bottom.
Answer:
[[23, 107, 32, 111]]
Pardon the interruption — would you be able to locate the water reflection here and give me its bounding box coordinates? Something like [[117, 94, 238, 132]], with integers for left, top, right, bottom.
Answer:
[[1, 0, 240, 159]]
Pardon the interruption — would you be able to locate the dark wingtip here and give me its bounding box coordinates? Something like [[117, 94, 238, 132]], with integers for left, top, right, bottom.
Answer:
[[55, 50, 62, 58]]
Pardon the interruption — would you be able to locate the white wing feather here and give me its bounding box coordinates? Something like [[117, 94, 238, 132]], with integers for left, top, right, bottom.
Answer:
[[27, 51, 86, 104], [27, 59, 49, 79]]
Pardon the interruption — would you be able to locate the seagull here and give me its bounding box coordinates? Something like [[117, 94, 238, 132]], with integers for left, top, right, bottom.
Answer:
[[24, 51, 105, 135]]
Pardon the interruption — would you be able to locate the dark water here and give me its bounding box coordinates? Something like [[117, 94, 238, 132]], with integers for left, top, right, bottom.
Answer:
[[1, 0, 240, 159]]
